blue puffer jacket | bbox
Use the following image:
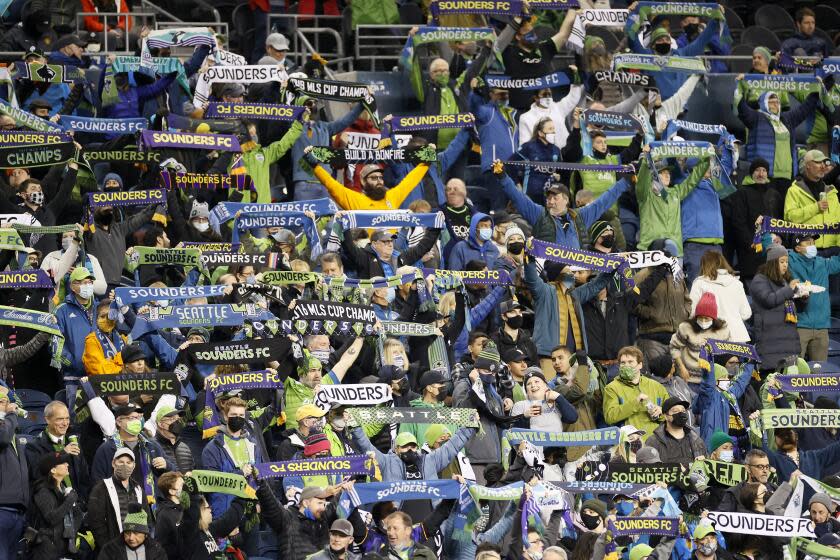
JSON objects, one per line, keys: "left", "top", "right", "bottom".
{"left": 509, "top": 138, "right": 562, "bottom": 198}
{"left": 680, "top": 138, "right": 735, "bottom": 241}
{"left": 201, "top": 428, "right": 267, "bottom": 517}
{"left": 55, "top": 293, "right": 95, "bottom": 377}
{"left": 102, "top": 72, "right": 177, "bottom": 119}
{"left": 389, "top": 128, "right": 471, "bottom": 206}
{"left": 693, "top": 363, "right": 753, "bottom": 449}
{"left": 737, "top": 91, "right": 818, "bottom": 179}
{"left": 781, "top": 33, "right": 830, "bottom": 57}
{"left": 448, "top": 212, "right": 501, "bottom": 271}
{"left": 676, "top": 24, "right": 731, "bottom": 73}
{"left": 786, "top": 249, "right": 840, "bottom": 329}
{"left": 470, "top": 91, "right": 517, "bottom": 171}
{"left": 625, "top": 19, "right": 721, "bottom": 99}
{"left": 291, "top": 103, "right": 364, "bottom": 184}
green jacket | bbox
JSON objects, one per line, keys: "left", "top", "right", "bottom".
{"left": 783, "top": 178, "right": 840, "bottom": 249}
{"left": 636, "top": 157, "right": 710, "bottom": 255}
{"left": 602, "top": 375, "right": 669, "bottom": 440}
{"left": 351, "top": 0, "right": 398, "bottom": 27}
{"left": 233, "top": 120, "right": 303, "bottom": 203}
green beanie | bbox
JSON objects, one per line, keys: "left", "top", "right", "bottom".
{"left": 474, "top": 342, "right": 502, "bottom": 373}
{"left": 123, "top": 503, "right": 149, "bottom": 534}
{"left": 584, "top": 36, "right": 605, "bottom": 51}
{"left": 753, "top": 46, "right": 772, "bottom": 65}
{"left": 713, "top": 363, "right": 728, "bottom": 380}
{"left": 650, "top": 27, "right": 671, "bottom": 43}
{"left": 424, "top": 424, "right": 451, "bottom": 447}
{"left": 709, "top": 430, "right": 731, "bottom": 452}
{"left": 630, "top": 544, "right": 654, "bottom": 560}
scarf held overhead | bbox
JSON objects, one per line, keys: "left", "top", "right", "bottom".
{"left": 527, "top": 238, "right": 635, "bottom": 289}
{"left": 187, "top": 338, "right": 288, "bottom": 365}
{"left": 255, "top": 455, "right": 375, "bottom": 479}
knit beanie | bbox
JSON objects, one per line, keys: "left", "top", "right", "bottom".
{"left": 504, "top": 226, "right": 525, "bottom": 244}
{"left": 694, "top": 292, "right": 718, "bottom": 320}
{"left": 810, "top": 493, "right": 835, "bottom": 513}
{"left": 753, "top": 46, "right": 772, "bottom": 65}
{"left": 189, "top": 201, "right": 210, "bottom": 220}
{"left": 581, "top": 498, "right": 607, "bottom": 519}
{"left": 650, "top": 27, "right": 671, "bottom": 43}
{"left": 709, "top": 430, "right": 732, "bottom": 452}
{"left": 589, "top": 220, "right": 612, "bottom": 242}
{"left": 303, "top": 432, "right": 331, "bottom": 457}
{"left": 123, "top": 503, "right": 150, "bottom": 534}
{"left": 474, "top": 342, "right": 502, "bottom": 373}
{"left": 424, "top": 424, "right": 451, "bottom": 447}
{"left": 630, "top": 543, "right": 654, "bottom": 560}
{"left": 749, "top": 158, "right": 770, "bottom": 176}
{"left": 765, "top": 244, "right": 788, "bottom": 262}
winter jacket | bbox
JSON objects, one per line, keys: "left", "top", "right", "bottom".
{"left": 636, "top": 157, "right": 710, "bottom": 255}
{"left": 82, "top": 329, "right": 127, "bottom": 375}
{"left": 518, "top": 85, "right": 584, "bottom": 150}
{"left": 341, "top": 226, "right": 441, "bottom": 279}
{"left": 470, "top": 91, "right": 518, "bottom": 171}
{"left": 786, "top": 249, "right": 840, "bottom": 329}
{"left": 257, "top": 481, "right": 363, "bottom": 560}
{"left": 670, "top": 321, "right": 731, "bottom": 383}
{"left": 0, "top": 414, "right": 28, "bottom": 509}
{"left": 783, "top": 178, "right": 840, "bottom": 249}
{"left": 749, "top": 273, "right": 800, "bottom": 369}
{"left": 154, "top": 498, "right": 182, "bottom": 560}
{"left": 292, "top": 105, "right": 364, "bottom": 184}
{"left": 234, "top": 120, "right": 303, "bottom": 203}
{"left": 762, "top": 432, "right": 840, "bottom": 482}
{"left": 602, "top": 376, "right": 669, "bottom": 439}
{"left": 556, "top": 361, "right": 600, "bottom": 460}
{"left": 727, "top": 177, "right": 783, "bottom": 279}
{"left": 28, "top": 482, "right": 82, "bottom": 560}
{"left": 374, "top": 541, "right": 437, "bottom": 560}
{"left": 449, "top": 212, "right": 502, "bottom": 271}
{"left": 91, "top": 436, "right": 173, "bottom": 503}
{"left": 689, "top": 270, "right": 752, "bottom": 342}
{"left": 693, "top": 363, "right": 753, "bottom": 449}
{"left": 84, "top": 203, "right": 160, "bottom": 285}
{"left": 738, "top": 92, "right": 818, "bottom": 180}
{"left": 647, "top": 423, "right": 708, "bottom": 464}
{"left": 491, "top": 327, "right": 538, "bottom": 367}
{"left": 452, "top": 376, "right": 508, "bottom": 464}
{"left": 97, "top": 535, "right": 167, "bottom": 560}
{"left": 680, "top": 139, "right": 735, "bottom": 243}
{"left": 625, "top": 18, "right": 721, "bottom": 99}
{"left": 634, "top": 267, "right": 691, "bottom": 336}
{"left": 176, "top": 490, "right": 247, "bottom": 560}
{"left": 500, "top": 172, "right": 629, "bottom": 250}
{"left": 24, "top": 430, "right": 91, "bottom": 503}
{"left": 55, "top": 293, "right": 96, "bottom": 378}
{"left": 308, "top": 547, "right": 363, "bottom": 560}
{"left": 509, "top": 138, "right": 563, "bottom": 198}
{"left": 80, "top": 0, "right": 131, "bottom": 31}
{"left": 155, "top": 432, "right": 194, "bottom": 473}
{"left": 86, "top": 477, "right": 147, "bottom": 549}
{"left": 781, "top": 33, "right": 830, "bottom": 58}
{"left": 350, "top": 426, "right": 474, "bottom": 482}
{"left": 0, "top": 330, "right": 49, "bottom": 385}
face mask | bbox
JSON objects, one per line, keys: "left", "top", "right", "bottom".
{"left": 395, "top": 377, "right": 409, "bottom": 394}
{"left": 478, "top": 228, "right": 492, "bottom": 241}
{"left": 537, "top": 97, "right": 550, "bottom": 108}
{"left": 496, "top": 98, "right": 510, "bottom": 108}
{"left": 684, "top": 23, "right": 700, "bottom": 38}
{"left": 304, "top": 507, "right": 317, "bottom": 520}
{"left": 815, "top": 521, "right": 834, "bottom": 538}
{"left": 581, "top": 512, "right": 602, "bottom": 530}
{"left": 545, "top": 133, "right": 556, "bottom": 145}
{"left": 97, "top": 211, "right": 114, "bottom": 225}
{"left": 61, "top": 237, "right": 73, "bottom": 251}
{"left": 434, "top": 386, "right": 448, "bottom": 402}
{"left": 719, "top": 449, "right": 734, "bottom": 463}
{"left": 385, "top": 287, "right": 396, "bottom": 304}
{"left": 392, "top": 355, "right": 405, "bottom": 368}
{"left": 561, "top": 276, "right": 575, "bottom": 290}
{"left": 697, "top": 541, "right": 717, "bottom": 556}
{"left": 529, "top": 551, "right": 543, "bottom": 560}
{"left": 508, "top": 242, "right": 524, "bottom": 255}
{"left": 331, "top": 417, "right": 347, "bottom": 430}
{"left": 521, "top": 31, "right": 538, "bottom": 46}
{"left": 311, "top": 349, "right": 330, "bottom": 364}
{"left": 227, "top": 416, "right": 246, "bottom": 432}
{"left": 653, "top": 43, "right": 671, "bottom": 55}
{"left": 28, "top": 191, "right": 44, "bottom": 205}
{"left": 434, "top": 72, "right": 450, "bottom": 86}
{"left": 600, "top": 235, "right": 615, "bottom": 249}
{"left": 629, "top": 439, "right": 643, "bottom": 454}
{"left": 124, "top": 419, "right": 143, "bottom": 436}
{"left": 697, "top": 318, "right": 713, "bottom": 330}
{"left": 717, "top": 379, "right": 731, "bottom": 391}
{"left": 113, "top": 463, "right": 133, "bottom": 481}
{"left": 615, "top": 501, "right": 634, "bottom": 516}
{"left": 591, "top": 45, "right": 608, "bottom": 57}
{"left": 505, "top": 315, "right": 524, "bottom": 329}
{"left": 618, "top": 365, "right": 637, "bottom": 383}
{"left": 167, "top": 421, "right": 184, "bottom": 436}
{"left": 193, "top": 221, "right": 210, "bottom": 233}
{"left": 78, "top": 283, "right": 94, "bottom": 300}
{"left": 670, "top": 411, "right": 689, "bottom": 428}
{"left": 805, "top": 245, "right": 818, "bottom": 258}
{"left": 400, "top": 450, "right": 420, "bottom": 464}
{"left": 725, "top": 363, "right": 739, "bottom": 376}
{"left": 480, "top": 373, "right": 495, "bottom": 385}
{"left": 97, "top": 317, "right": 116, "bottom": 333}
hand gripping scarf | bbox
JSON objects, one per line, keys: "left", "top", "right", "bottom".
{"left": 527, "top": 238, "right": 635, "bottom": 289}
{"left": 287, "top": 77, "right": 380, "bottom": 127}
{"left": 697, "top": 339, "right": 760, "bottom": 372}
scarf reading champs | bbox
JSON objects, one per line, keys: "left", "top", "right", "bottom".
{"left": 287, "top": 299, "right": 378, "bottom": 336}
{"left": 189, "top": 470, "right": 257, "bottom": 499}
{"left": 612, "top": 53, "right": 708, "bottom": 73}
{"left": 594, "top": 70, "right": 655, "bottom": 90}
{"left": 310, "top": 145, "right": 437, "bottom": 166}
{"left": 0, "top": 142, "right": 75, "bottom": 169}
{"left": 205, "top": 102, "right": 304, "bottom": 121}
{"left": 113, "top": 285, "right": 227, "bottom": 306}
{"left": 59, "top": 115, "right": 147, "bottom": 135}
{"left": 0, "top": 270, "right": 53, "bottom": 289}
{"left": 130, "top": 304, "right": 276, "bottom": 338}
{"left": 160, "top": 171, "right": 255, "bottom": 191}
{"left": 347, "top": 407, "right": 480, "bottom": 427}
{"left": 340, "top": 210, "right": 445, "bottom": 229}
{"left": 485, "top": 71, "right": 570, "bottom": 90}
{"left": 187, "top": 338, "right": 288, "bottom": 365}
{"left": 760, "top": 408, "right": 840, "bottom": 430}
{"left": 255, "top": 455, "right": 375, "bottom": 479}
{"left": 140, "top": 130, "right": 242, "bottom": 152}
{"left": 752, "top": 216, "right": 840, "bottom": 250}
{"left": 391, "top": 112, "right": 475, "bottom": 132}
{"left": 90, "top": 372, "right": 180, "bottom": 396}
{"left": 527, "top": 238, "right": 635, "bottom": 289}
{"left": 697, "top": 339, "right": 760, "bottom": 372}
{"left": 287, "top": 77, "right": 379, "bottom": 126}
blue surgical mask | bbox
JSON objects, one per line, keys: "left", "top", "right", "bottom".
{"left": 479, "top": 228, "right": 492, "bottom": 241}
{"left": 385, "top": 287, "right": 396, "bottom": 304}
{"left": 615, "top": 501, "right": 634, "bottom": 516}
{"left": 522, "top": 31, "right": 538, "bottom": 44}
{"left": 719, "top": 449, "right": 734, "bottom": 463}
{"left": 805, "top": 245, "right": 818, "bottom": 259}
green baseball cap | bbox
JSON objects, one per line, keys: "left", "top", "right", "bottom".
{"left": 395, "top": 432, "right": 418, "bottom": 447}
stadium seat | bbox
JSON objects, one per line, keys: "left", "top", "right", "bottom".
{"left": 754, "top": 5, "right": 797, "bottom": 40}
{"left": 587, "top": 27, "right": 621, "bottom": 52}
{"left": 739, "top": 26, "right": 782, "bottom": 51}
{"left": 810, "top": 27, "right": 835, "bottom": 51}
{"left": 15, "top": 388, "right": 52, "bottom": 411}
{"left": 231, "top": 2, "right": 256, "bottom": 62}
{"left": 724, "top": 6, "right": 745, "bottom": 42}
{"left": 815, "top": 4, "right": 840, "bottom": 36}
{"left": 729, "top": 43, "right": 756, "bottom": 73}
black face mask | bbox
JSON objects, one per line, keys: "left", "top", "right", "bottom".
{"left": 600, "top": 235, "right": 615, "bottom": 249}
{"left": 683, "top": 23, "right": 700, "bottom": 39}
{"left": 581, "top": 512, "right": 602, "bottom": 530}
{"left": 400, "top": 450, "right": 420, "bottom": 464}
{"left": 505, "top": 315, "right": 524, "bottom": 330}
{"left": 629, "top": 439, "right": 643, "bottom": 453}
{"left": 330, "top": 547, "right": 346, "bottom": 555}
{"left": 96, "top": 211, "right": 114, "bottom": 225}
{"left": 670, "top": 411, "right": 689, "bottom": 428}
{"left": 653, "top": 43, "right": 671, "bottom": 55}
{"left": 434, "top": 387, "right": 447, "bottom": 402}
{"left": 507, "top": 242, "right": 525, "bottom": 255}
{"left": 227, "top": 416, "right": 246, "bottom": 432}
{"left": 168, "top": 421, "right": 183, "bottom": 436}
{"left": 395, "top": 378, "right": 409, "bottom": 394}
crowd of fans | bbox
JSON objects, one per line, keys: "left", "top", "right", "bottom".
{"left": 0, "top": 1, "right": 839, "bottom": 560}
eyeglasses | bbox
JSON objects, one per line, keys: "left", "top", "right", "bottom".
{"left": 749, "top": 463, "right": 771, "bottom": 471}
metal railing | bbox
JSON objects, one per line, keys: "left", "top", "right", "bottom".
{"left": 354, "top": 24, "right": 415, "bottom": 71}
{"left": 267, "top": 14, "right": 344, "bottom": 64}
{"left": 75, "top": 12, "right": 157, "bottom": 53}
{"left": 295, "top": 28, "right": 353, "bottom": 74}
{"left": 156, "top": 21, "right": 228, "bottom": 35}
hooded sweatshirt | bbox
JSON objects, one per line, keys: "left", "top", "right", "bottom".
{"left": 689, "top": 270, "right": 752, "bottom": 342}
{"left": 448, "top": 212, "right": 501, "bottom": 271}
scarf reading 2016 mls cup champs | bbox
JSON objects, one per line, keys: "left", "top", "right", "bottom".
{"left": 287, "top": 77, "right": 380, "bottom": 127}
{"left": 285, "top": 300, "right": 378, "bottom": 336}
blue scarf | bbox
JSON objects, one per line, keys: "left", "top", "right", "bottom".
{"left": 340, "top": 210, "right": 445, "bottom": 229}
{"left": 59, "top": 115, "right": 147, "bottom": 135}
{"left": 130, "top": 304, "right": 276, "bottom": 338}
{"left": 231, "top": 211, "right": 321, "bottom": 259}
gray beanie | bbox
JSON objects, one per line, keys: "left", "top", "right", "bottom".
{"left": 504, "top": 226, "right": 525, "bottom": 244}
{"left": 809, "top": 493, "right": 835, "bottom": 513}
{"left": 189, "top": 201, "right": 210, "bottom": 220}
{"left": 635, "top": 446, "right": 661, "bottom": 464}
{"left": 765, "top": 244, "right": 788, "bottom": 262}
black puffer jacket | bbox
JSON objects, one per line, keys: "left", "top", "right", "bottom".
{"left": 97, "top": 534, "right": 168, "bottom": 560}
{"left": 28, "top": 480, "right": 82, "bottom": 560}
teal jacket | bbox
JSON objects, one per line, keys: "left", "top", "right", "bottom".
{"left": 787, "top": 250, "right": 840, "bottom": 329}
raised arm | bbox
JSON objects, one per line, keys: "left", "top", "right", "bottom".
{"left": 329, "top": 336, "right": 364, "bottom": 382}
